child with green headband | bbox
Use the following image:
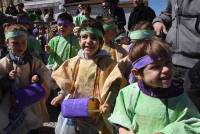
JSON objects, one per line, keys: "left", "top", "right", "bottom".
{"left": 45, "top": 12, "right": 80, "bottom": 70}
{"left": 0, "top": 23, "right": 50, "bottom": 134}
{"left": 51, "top": 18, "right": 117, "bottom": 134}
{"left": 109, "top": 38, "right": 200, "bottom": 134}
{"left": 98, "top": 17, "right": 127, "bottom": 62}
{"left": 73, "top": 5, "right": 92, "bottom": 27}
{"left": 103, "top": 21, "right": 156, "bottom": 103}
{"left": 115, "top": 32, "right": 130, "bottom": 52}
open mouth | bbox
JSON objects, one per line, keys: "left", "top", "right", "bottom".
{"left": 160, "top": 75, "right": 172, "bottom": 81}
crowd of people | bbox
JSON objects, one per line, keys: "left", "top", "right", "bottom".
{"left": 1, "top": 0, "right": 200, "bottom": 134}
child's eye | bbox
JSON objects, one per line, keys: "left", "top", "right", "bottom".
{"left": 90, "top": 34, "right": 98, "bottom": 40}
{"left": 81, "top": 35, "right": 88, "bottom": 39}
{"left": 151, "top": 65, "right": 161, "bottom": 69}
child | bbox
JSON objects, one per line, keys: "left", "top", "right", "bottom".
{"left": 109, "top": 38, "right": 200, "bottom": 134}
{"left": 17, "top": 13, "right": 44, "bottom": 60}
{"left": 115, "top": 32, "right": 130, "bottom": 52}
{"left": 99, "top": 17, "right": 127, "bottom": 62}
{"left": 51, "top": 18, "right": 117, "bottom": 134}
{"left": 45, "top": 12, "right": 80, "bottom": 70}
{"left": 103, "top": 21, "right": 155, "bottom": 96}
{"left": 73, "top": 5, "right": 92, "bottom": 27}
{"left": 0, "top": 23, "right": 50, "bottom": 134}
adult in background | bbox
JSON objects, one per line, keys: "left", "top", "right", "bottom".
{"left": 75, "top": 4, "right": 85, "bottom": 15}
{"left": 153, "top": 0, "right": 200, "bottom": 110}
{"left": 128, "top": 0, "right": 155, "bottom": 31}
{"left": 101, "top": 0, "right": 126, "bottom": 33}
{"left": 5, "top": 3, "right": 18, "bottom": 16}
{"left": 16, "top": 3, "right": 27, "bottom": 15}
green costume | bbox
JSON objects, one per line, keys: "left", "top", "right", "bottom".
{"left": 109, "top": 83, "right": 200, "bottom": 134}
{"left": 28, "top": 35, "right": 43, "bottom": 60}
{"left": 47, "top": 35, "right": 80, "bottom": 69}
{"left": 73, "top": 15, "right": 88, "bottom": 27}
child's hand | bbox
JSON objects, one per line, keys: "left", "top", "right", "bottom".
{"left": 51, "top": 94, "right": 65, "bottom": 107}
{"left": 31, "top": 74, "right": 40, "bottom": 83}
{"left": 99, "top": 103, "right": 111, "bottom": 114}
{"left": 45, "top": 45, "right": 51, "bottom": 53}
{"left": 9, "top": 69, "right": 17, "bottom": 80}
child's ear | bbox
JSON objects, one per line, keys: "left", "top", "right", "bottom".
{"left": 131, "top": 68, "right": 142, "bottom": 80}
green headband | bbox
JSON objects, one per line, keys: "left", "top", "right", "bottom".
{"left": 5, "top": 30, "right": 27, "bottom": 40}
{"left": 80, "top": 27, "right": 103, "bottom": 38}
{"left": 129, "top": 30, "right": 154, "bottom": 40}
{"left": 115, "top": 32, "right": 128, "bottom": 42}
{"left": 103, "top": 22, "right": 116, "bottom": 31}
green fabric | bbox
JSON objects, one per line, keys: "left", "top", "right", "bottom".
{"left": 109, "top": 83, "right": 200, "bottom": 134}
{"left": 27, "top": 35, "right": 42, "bottom": 59}
{"left": 73, "top": 15, "right": 87, "bottom": 27}
{"left": 5, "top": 31, "right": 27, "bottom": 40}
{"left": 80, "top": 27, "right": 103, "bottom": 38}
{"left": 47, "top": 35, "right": 80, "bottom": 69}
{"left": 103, "top": 22, "right": 116, "bottom": 31}
{"left": 129, "top": 30, "right": 154, "bottom": 40}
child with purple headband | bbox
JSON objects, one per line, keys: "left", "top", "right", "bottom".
{"left": 109, "top": 38, "right": 200, "bottom": 134}
{"left": 45, "top": 12, "right": 80, "bottom": 70}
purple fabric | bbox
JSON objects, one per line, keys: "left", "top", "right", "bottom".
{"left": 17, "top": 15, "right": 31, "bottom": 24}
{"left": 132, "top": 55, "right": 154, "bottom": 70}
{"left": 57, "top": 19, "right": 72, "bottom": 27}
{"left": 137, "top": 80, "right": 184, "bottom": 98}
{"left": 14, "top": 83, "right": 45, "bottom": 110}
{"left": 129, "top": 73, "right": 136, "bottom": 84}
{"left": 129, "top": 55, "right": 153, "bottom": 83}
{"left": 61, "top": 98, "right": 89, "bottom": 118}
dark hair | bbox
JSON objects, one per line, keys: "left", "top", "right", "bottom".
{"left": 130, "top": 21, "right": 153, "bottom": 31}
{"left": 129, "top": 38, "right": 171, "bottom": 65}
{"left": 17, "top": 3, "right": 24, "bottom": 8}
{"left": 83, "top": 5, "right": 91, "bottom": 13}
{"left": 106, "top": 0, "right": 119, "bottom": 5}
{"left": 57, "top": 12, "right": 73, "bottom": 23}
{"left": 80, "top": 18, "right": 105, "bottom": 43}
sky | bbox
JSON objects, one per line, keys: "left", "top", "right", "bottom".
{"left": 149, "top": 0, "right": 167, "bottom": 15}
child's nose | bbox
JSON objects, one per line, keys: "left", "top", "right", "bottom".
{"left": 86, "top": 37, "right": 92, "bottom": 42}
{"left": 162, "top": 66, "right": 171, "bottom": 74}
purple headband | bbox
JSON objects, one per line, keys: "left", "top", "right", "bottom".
{"left": 57, "top": 19, "right": 72, "bottom": 27}
{"left": 132, "top": 55, "right": 154, "bottom": 69}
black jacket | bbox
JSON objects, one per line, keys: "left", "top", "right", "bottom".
{"left": 128, "top": 4, "right": 156, "bottom": 30}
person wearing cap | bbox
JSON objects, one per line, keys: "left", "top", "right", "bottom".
{"left": 45, "top": 12, "right": 80, "bottom": 70}
{"left": 0, "top": 23, "right": 50, "bottom": 134}
{"left": 98, "top": 17, "right": 127, "bottom": 62}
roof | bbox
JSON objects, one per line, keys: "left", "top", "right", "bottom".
{"left": 24, "top": 0, "right": 61, "bottom": 9}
